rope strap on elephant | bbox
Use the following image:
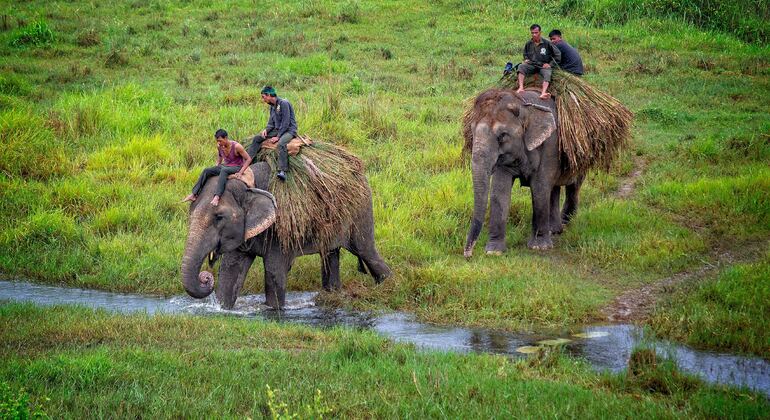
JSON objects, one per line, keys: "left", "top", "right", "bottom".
{"left": 463, "top": 69, "right": 633, "bottom": 177}
{"left": 253, "top": 140, "right": 369, "bottom": 254}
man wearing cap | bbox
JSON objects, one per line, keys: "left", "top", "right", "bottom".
{"left": 516, "top": 24, "right": 561, "bottom": 100}
{"left": 248, "top": 86, "right": 298, "bottom": 181}
{"left": 548, "top": 29, "right": 584, "bottom": 76}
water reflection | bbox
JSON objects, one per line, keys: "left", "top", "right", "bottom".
{"left": 1, "top": 280, "right": 768, "bottom": 397}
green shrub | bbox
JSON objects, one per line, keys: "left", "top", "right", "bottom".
{"left": 0, "top": 381, "right": 47, "bottom": 419}
{"left": 9, "top": 20, "right": 55, "bottom": 48}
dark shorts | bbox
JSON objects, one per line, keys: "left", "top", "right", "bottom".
{"left": 518, "top": 62, "right": 552, "bottom": 83}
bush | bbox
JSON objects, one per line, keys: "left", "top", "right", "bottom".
{"left": 9, "top": 20, "right": 55, "bottom": 48}
{"left": 0, "top": 382, "right": 47, "bottom": 419}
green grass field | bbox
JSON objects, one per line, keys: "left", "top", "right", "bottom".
{"left": 2, "top": 303, "right": 768, "bottom": 418}
{"left": 1, "top": 0, "right": 769, "bottom": 415}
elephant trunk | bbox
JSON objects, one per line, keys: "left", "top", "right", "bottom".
{"left": 181, "top": 215, "right": 217, "bottom": 299}
{"left": 464, "top": 123, "right": 497, "bottom": 258}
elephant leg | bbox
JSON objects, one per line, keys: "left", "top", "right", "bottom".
{"left": 321, "top": 248, "right": 341, "bottom": 291}
{"left": 549, "top": 186, "right": 564, "bottom": 235}
{"left": 215, "top": 251, "right": 256, "bottom": 310}
{"left": 562, "top": 174, "right": 585, "bottom": 225}
{"left": 528, "top": 179, "right": 553, "bottom": 250}
{"left": 485, "top": 167, "right": 514, "bottom": 255}
{"left": 347, "top": 196, "right": 392, "bottom": 284}
{"left": 263, "top": 251, "right": 291, "bottom": 309}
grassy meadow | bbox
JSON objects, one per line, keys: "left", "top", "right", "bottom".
{"left": 1, "top": 0, "right": 769, "bottom": 415}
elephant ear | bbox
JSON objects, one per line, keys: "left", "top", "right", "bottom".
{"left": 244, "top": 188, "right": 277, "bottom": 241}
{"left": 523, "top": 104, "right": 557, "bottom": 151}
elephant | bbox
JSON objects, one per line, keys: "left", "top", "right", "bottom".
{"left": 181, "top": 161, "right": 392, "bottom": 309}
{"left": 463, "top": 88, "right": 585, "bottom": 256}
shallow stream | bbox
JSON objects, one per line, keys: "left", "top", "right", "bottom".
{"left": 1, "top": 280, "right": 768, "bottom": 397}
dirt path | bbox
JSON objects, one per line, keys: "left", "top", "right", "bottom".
{"left": 601, "top": 242, "right": 767, "bottom": 323}
{"left": 615, "top": 157, "right": 646, "bottom": 199}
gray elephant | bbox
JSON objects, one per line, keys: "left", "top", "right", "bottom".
{"left": 464, "top": 89, "right": 585, "bottom": 255}
{"left": 181, "top": 161, "right": 391, "bottom": 309}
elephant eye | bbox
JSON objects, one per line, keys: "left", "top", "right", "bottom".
{"left": 214, "top": 213, "right": 225, "bottom": 221}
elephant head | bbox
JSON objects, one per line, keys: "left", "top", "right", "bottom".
{"left": 464, "top": 89, "right": 557, "bottom": 257}
{"left": 180, "top": 175, "right": 277, "bottom": 299}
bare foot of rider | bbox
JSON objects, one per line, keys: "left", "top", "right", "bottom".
{"left": 182, "top": 194, "right": 197, "bottom": 202}
{"left": 210, "top": 195, "right": 220, "bottom": 206}
{"left": 539, "top": 92, "right": 551, "bottom": 100}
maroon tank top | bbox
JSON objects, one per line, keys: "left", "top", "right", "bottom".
{"left": 219, "top": 140, "right": 244, "bottom": 167}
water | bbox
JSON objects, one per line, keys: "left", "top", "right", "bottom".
{"left": 1, "top": 280, "right": 768, "bottom": 397}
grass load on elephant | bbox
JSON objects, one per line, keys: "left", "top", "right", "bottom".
{"left": 253, "top": 139, "right": 370, "bottom": 254}
{"left": 463, "top": 69, "right": 634, "bottom": 177}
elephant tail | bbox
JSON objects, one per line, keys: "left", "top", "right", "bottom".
{"left": 357, "top": 257, "right": 369, "bottom": 275}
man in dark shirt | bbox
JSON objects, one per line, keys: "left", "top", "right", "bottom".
{"left": 248, "top": 86, "right": 298, "bottom": 181}
{"left": 548, "top": 29, "right": 584, "bottom": 76}
{"left": 516, "top": 24, "right": 561, "bottom": 100}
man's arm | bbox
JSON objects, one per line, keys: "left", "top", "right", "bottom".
{"left": 277, "top": 101, "right": 292, "bottom": 138}
{"left": 234, "top": 144, "right": 252, "bottom": 176}
{"left": 265, "top": 108, "right": 276, "bottom": 133}
{"left": 550, "top": 42, "right": 562, "bottom": 66}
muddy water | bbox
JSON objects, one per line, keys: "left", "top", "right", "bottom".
{"left": 1, "top": 280, "right": 768, "bottom": 397}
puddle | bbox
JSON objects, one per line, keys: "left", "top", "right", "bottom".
{"left": 1, "top": 280, "right": 768, "bottom": 397}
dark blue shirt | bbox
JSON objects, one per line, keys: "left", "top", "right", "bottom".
{"left": 265, "top": 97, "right": 298, "bottom": 138}
{"left": 554, "top": 41, "right": 584, "bottom": 76}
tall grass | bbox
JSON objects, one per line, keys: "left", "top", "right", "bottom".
{"left": 0, "top": 0, "right": 767, "bottom": 337}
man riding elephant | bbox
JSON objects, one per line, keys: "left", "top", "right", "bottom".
{"left": 548, "top": 29, "right": 584, "bottom": 76}
{"left": 248, "top": 86, "right": 298, "bottom": 181}
{"left": 516, "top": 24, "right": 561, "bottom": 100}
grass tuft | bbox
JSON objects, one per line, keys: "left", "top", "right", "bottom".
{"left": 9, "top": 21, "right": 54, "bottom": 48}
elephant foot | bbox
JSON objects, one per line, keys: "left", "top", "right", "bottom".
{"left": 463, "top": 240, "right": 478, "bottom": 258}
{"left": 484, "top": 240, "right": 507, "bottom": 256}
{"left": 527, "top": 235, "right": 553, "bottom": 250}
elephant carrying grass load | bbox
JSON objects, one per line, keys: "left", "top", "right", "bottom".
{"left": 462, "top": 70, "right": 633, "bottom": 255}
{"left": 181, "top": 141, "right": 391, "bottom": 309}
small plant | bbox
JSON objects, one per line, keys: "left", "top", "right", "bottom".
{"left": 335, "top": 1, "right": 361, "bottom": 23}
{"left": 0, "top": 382, "right": 48, "bottom": 419}
{"left": 104, "top": 49, "right": 128, "bottom": 67}
{"left": 265, "top": 385, "right": 332, "bottom": 419}
{"left": 76, "top": 28, "right": 100, "bottom": 47}
{"left": 380, "top": 47, "right": 392, "bottom": 60}
{"left": 9, "top": 20, "right": 55, "bottom": 48}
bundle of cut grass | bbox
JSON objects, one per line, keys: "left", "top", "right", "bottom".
{"left": 463, "top": 69, "right": 633, "bottom": 177}
{"left": 255, "top": 139, "right": 369, "bottom": 255}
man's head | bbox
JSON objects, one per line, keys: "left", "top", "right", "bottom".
{"left": 260, "top": 86, "right": 277, "bottom": 105}
{"left": 215, "top": 128, "right": 228, "bottom": 146}
{"left": 548, "top": 29, "right": 562, "bottom": 43}
{"left": 529, "top": 24, "right": 542, "bottom": 42}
